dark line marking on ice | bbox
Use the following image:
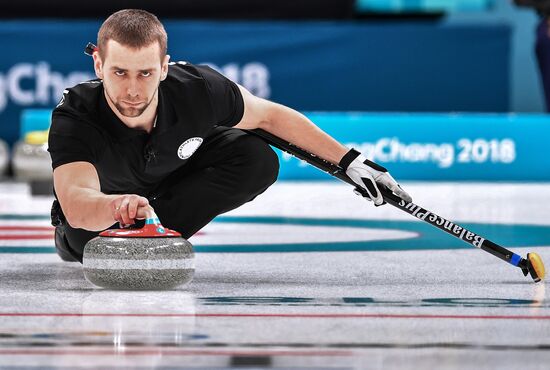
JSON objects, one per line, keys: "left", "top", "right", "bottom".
{"left": 1, "top": 313, "right": 550, "bottom": 319}
{"left": 230, "top": 355, "right": 272, "bottom": 367}
{"left": 0, "top": 342, "right": 549, "bottom": 352}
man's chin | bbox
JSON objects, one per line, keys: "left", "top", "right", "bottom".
{"left": 116, "top": 106, "right": 146, "bottom": 118}
{"left": 122, "top": 111, "right": 143, "bottom": 118}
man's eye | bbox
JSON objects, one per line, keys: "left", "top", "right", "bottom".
{"left": 115, "top": 71, "right": 125, "bottom": 76}
{"left": 141, "top": 72, "right": 151, "bottom": 77}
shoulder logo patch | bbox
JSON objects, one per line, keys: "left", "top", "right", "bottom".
{"left": 177, "top": 137, "right": 203, "bottom": 160}
{"left": 56, "top": 89, "right": 69, "bottom": 108}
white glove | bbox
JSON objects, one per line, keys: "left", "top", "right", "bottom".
{"left": 339, "top": 148, "right": 412, "bottom": 206}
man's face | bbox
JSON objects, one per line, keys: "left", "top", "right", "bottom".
{"left": 94, "top": 40, "right": 169, "bottom": 118}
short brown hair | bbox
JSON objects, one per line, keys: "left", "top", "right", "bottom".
{"left": 97, "top": 9, "right": 167, "bottom": 59}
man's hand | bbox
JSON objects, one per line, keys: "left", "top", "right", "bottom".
{"left": 109, "top": 194, "right": 152, "bottom": 227}
{"left": 339, "top": 148, "right": 412, "bottom": 206}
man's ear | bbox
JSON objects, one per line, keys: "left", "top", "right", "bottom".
{"left": 160, "top": 54, "right": 170, "bottom": 81}
{"left": 93, "top": 52, "right": 104, "bottom": 80}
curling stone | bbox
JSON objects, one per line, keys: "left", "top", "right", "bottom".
{"left": 83, "top": 212, "right": 195, "bottom": 290}
{"left": 12, "top": 130, "right": 52, "bottom": 181}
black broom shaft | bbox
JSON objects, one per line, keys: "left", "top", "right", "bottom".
{"left": 250, "top": 129, "right": 521, "bottom": 267}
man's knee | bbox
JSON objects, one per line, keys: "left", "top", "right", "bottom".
{"left": 233, "top": 133, "right": 279, "bottom": 194}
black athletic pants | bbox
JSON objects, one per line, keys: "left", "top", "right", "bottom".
{"left": 52, "top": 127, "right": 279, "bottom": 263}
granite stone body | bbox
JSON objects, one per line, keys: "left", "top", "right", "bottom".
{"left": 0, "top": 139, "right": 8, "bottom": 175}
{"left": 12, "top": 141, "right": 52, "bottom": 181}
{"left": 83, "top": 236, "right": 195, "bottom": 290}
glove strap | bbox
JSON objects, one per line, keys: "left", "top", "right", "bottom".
{"left": 339, "top": 148, "right": 388, "bottom": 173}
{"left": 363, "top": 157, "right": 388, "bottom": 173}
{"left": 339, "top": 148, "right": 361, "bottom": 170}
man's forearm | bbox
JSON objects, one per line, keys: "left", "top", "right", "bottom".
{"left": 63, "top": 188, "right": 118, "bottom": 231}
{"left": 260, "top": 104, "right": 349, "bottom": 165}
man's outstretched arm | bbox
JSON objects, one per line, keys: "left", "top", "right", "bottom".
{"left": 234, "top": 85, "right": 348, "bottom": 165}
{"left": 234, "top": 85, "right": 411, "bottom": 205}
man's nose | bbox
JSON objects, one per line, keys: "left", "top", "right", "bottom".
{"left": 126, "top": 78, "right": 140, "bottom": 97}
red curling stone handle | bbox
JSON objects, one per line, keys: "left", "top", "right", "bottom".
{"left": 99, "top": 214, "right": 181, "bottom": 238}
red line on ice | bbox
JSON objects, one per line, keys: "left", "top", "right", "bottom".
{"left": 0, "top": 234, "right": 52, "bottom": 240}
{"left": 0, "top": 226, "right": 53, "bottom": 240}
{"left": 0, "top": 226, "right": 53, "bottom": 230}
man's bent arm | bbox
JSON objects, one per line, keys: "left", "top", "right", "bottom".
{"left": 53, "top": 162, "right": 120, "bottom": 231}
{"left": 234, "top": 86, "right": 348, "bottom": 165}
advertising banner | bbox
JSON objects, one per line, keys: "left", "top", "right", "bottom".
{"left": 280, "top": 113, "right": 550, "bottom": 181}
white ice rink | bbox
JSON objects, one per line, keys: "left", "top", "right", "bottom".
{"left": 0, "top": 181, "right": 549, "bottom": 369}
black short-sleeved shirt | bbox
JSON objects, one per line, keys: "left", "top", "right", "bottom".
{"left": 48, "top": 62, "right": 245, "bottom": 196}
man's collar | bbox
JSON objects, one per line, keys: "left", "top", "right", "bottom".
{"left": 152, "top": 85, "right": 178, "bottom": 135}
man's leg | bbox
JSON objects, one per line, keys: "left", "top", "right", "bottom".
{"left": 149, "top": 127, "right": 279, "bottom": 238}
{"left": 51, "top": 199, "right": 99, "bottom": 263}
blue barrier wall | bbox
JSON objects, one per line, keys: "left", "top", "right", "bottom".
{"left": 0, "top": 20, "right": 510, "bottom": 145}
{"left": 448, "top": 2, "right": 545, "bottom": 112}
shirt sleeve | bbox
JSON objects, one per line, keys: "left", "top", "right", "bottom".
{"left": 48, "top": 114, "right": 103, "bottom": 170}
{"left": 197, "top": 65, "right": 245, "bottom": 127}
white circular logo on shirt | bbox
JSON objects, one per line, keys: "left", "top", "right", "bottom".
{"left": 177, "top": 137, "right": 203, "bottom": 160}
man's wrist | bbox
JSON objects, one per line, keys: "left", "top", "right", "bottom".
{"left": 339, "top": 148, "right": 361, "bottom": 170}
{"left": 339, "top": 148, "right": 388, "bottom": 173}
